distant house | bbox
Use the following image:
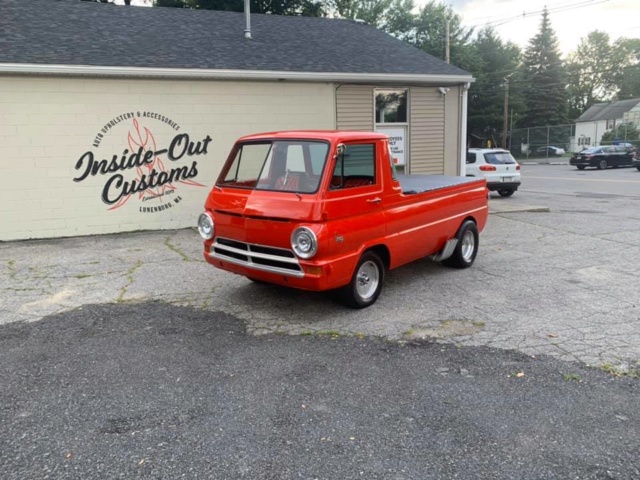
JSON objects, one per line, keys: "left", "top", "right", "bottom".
{"left": 572, "top": 98, "right": 640, "bottom": 152}
{"left": 0, "top": 0, "right": 473, "bottom": 241}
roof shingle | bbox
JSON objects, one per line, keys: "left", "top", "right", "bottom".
{"left": 0, "top": 0, "right": 470, "bottom": 77}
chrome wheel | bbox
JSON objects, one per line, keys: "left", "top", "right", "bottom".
{"left": 460, "top": 230, "right": 476, "bottom": 263}
{"left": 339, "top": 251, "right": 385, "bottom": 308}
{"left": 598, "top": 159, "right": 607, "bottom": 170}
{"left": 355, "top": 260, "right": 380, "bottom": 301}
{"left": 443, "top": 220, "right": 479, "bottom": 269}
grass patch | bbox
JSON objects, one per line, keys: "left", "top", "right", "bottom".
{"left": 563, "top": 373, "right": 582, "bottom": 382}
{"left": 601, "top": 363, "right": 639, "bottom": 379}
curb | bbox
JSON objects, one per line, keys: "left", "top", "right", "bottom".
{"left": 489, "top": 205, "right": 550, "bottom": 214}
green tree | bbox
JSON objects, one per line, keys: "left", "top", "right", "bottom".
{"left": 329, "top": 0, "right": 392, "bottom": 27}
{"left": 613, "top": 38, "right": 640, "bottom": 100}
{"left": 409, "top": 1, "right": 475, "bottom": 69}
{"left": 565, "top": 31, "right": 618, "bottom": 120}
{"left": 467, "top": 27, "right": 523, "bottom": 143}
{"left": 381, "top": 0, "right": 416, "bottom": 42}
{"left": 600, "top": 123, "right": 639, "bottom": 144}
{"left": 80, "top": 0, "right": 132, "bottom": 4}
{"left": 518, "top": 7, "right": 567, "bottom": 127}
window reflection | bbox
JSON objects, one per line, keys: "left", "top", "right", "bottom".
{"left": 375, "top": 90, "right": 407, "bottom": 123}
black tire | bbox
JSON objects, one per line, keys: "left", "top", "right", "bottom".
{"left": 597, "top": 159, "right": 607, "bottom": 170}
{"left": 246, "top": 277, "right": 265, "bottom": 284}
{"left": 443, "top": 221, "right": 479, "bottom": 269}
{"left": 497, "top": 189, "right": 515, "bottom": 197}
{"left": 577, "top": 165, "right": 586, "bottom": 170}
{"left": 339, "top": 251, "right": 385, "bottom": 309}
{"left": 636, "top": 166, "right": 640, "bottom": 172}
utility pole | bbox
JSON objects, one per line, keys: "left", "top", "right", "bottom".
{"left": 501, "top": 77, "right": 509, "bottom": 149}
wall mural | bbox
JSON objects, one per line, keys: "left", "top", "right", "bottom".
{"left": 73, "top": 112, "right": 211, "bottom": 212}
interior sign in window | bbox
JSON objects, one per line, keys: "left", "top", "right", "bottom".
{"left": 377, "top": 127, "right": 406, "bottom": 165}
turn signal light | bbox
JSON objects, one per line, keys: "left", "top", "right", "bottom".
{"left": 479, "top": 165, "right": 496, "bottom": 171}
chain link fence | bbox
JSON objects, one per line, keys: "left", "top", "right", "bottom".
{"left": 508, "top": 122, "right": 639, "bottom": 160}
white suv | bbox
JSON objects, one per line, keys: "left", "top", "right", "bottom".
{"left": 466, "top": 149, "right": 521, "bottom": 197}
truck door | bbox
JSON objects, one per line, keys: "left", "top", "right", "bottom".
{"left": 323, "top": 141, "right": 386, "bottom": 263}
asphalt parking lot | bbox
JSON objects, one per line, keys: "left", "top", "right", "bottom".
{"left": 2, "top": 164, "right": 640, "bottom": 478}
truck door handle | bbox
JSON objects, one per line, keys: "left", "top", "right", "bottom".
{"left": 367, "top": 197, "right": 382, "bottom": 204}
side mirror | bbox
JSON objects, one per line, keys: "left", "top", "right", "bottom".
{"left": 337, "top": 143, "right": 346, "bottom": 155}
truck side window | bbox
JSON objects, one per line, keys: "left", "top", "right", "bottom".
{"left": 332, "top": 143, "right": 375, "bottom": 189}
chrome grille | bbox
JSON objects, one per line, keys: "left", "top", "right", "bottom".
{"left": 210, "top": 237, "right": 304, "bottom": 277}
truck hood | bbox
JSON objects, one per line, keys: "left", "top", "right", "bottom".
{"left": 206, "top": 187, "right": 323, "bottom": 222}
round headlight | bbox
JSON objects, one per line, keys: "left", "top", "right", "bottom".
{"left": 291, "top": 227, "right": 318, "bottom": 259}
{"left": 197, "top": 212, "right": 214, "bottom": 240}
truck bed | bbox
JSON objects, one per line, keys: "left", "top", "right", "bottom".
{"left": 397, "top": 174, "right": 482, "bottom": 195}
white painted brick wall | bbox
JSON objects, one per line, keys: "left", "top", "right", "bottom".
{"left": 0, "top": 77, "right": 336, "bottom": 241}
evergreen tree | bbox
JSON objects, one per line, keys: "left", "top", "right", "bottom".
{"left": 518, "top": 7, "right": 567, "bottom": 127}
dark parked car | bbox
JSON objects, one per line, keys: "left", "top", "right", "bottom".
{"left": 536, "top": 145, "right": 565, "bottom": 156}
{"left": 569, "top": 146, "right": 634, "bottom": 170}
{"left": 633, "top": 150, "right": 640, "bottom": 171}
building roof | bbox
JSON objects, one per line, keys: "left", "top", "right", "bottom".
{"left": 576, "top": 98, "right": 640, "bottom": 123}
{"left": 0, "top": 0, "right": 471, "bottom": 83}
{"left": 238, "top": 130, "right": 388, "bottom": 142}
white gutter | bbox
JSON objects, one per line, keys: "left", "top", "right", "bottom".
{"left": 0, "top": 63, "right": 474, "bottom": 85}
{"left": 460, "top": 82, "right": 470, "bottom": 176}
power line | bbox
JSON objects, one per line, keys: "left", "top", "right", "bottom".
{"left": 466, "top": 0, "right": 610, "bottom": 29}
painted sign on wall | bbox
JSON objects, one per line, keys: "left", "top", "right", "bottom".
{"left": 376, "top": 126, "right": 406, "bottom": 166}
{"left": 73, "top": 112, "right": 210, "bottom": 212}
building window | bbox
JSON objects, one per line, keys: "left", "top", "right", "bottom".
{"left": 375, "top": 90, "right": 407, "bottom": 123}
{"left": 606, "top": 119, "right": 616, "bottom": 130}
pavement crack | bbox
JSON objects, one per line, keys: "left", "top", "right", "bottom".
{"left": 117, "top": 260, "right": 143, "bottom": 303}
{"left": 164, "top": 235, "right": 193, "bottom": 262}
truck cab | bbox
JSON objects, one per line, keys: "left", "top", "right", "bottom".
{"left": 199, "top": 131, "right": 488, "bottom": 308}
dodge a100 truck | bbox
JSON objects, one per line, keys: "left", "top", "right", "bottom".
{"left": 198, "top": 131, "right": 489, "bottom": 308}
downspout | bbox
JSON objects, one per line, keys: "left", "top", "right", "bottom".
{"left": 459, "top": 83, "right": 470, "bottom": 176}
{"left": 244, "top": 0, "right": 252, "bottom": 39}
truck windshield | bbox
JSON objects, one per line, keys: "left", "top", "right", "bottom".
{"left": 218, "top": 140, "right": 330, "bottom": 193}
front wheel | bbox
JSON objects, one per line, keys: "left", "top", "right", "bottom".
{"left": 597, "top": 159, "right": 607, "bottom": 170}
{"left": 497, "top": 189, "right": 515, "bottom": 197}
{"left": 339, "top": 251, "right": 385, "bottom": 309}
{"left": 443, "top": 221, "right": 479, "bottom": 269}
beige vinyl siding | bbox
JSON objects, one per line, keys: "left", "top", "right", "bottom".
{"left": 443, "top": 86, "right": 462, "bottom": 175}
{"left": 336, "top": 85, "right": 374, "bottom": 131}
{"left": 409, "top": 87, "right": 445, "bottom": 174}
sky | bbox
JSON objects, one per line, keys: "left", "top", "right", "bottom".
{"left": 120, "top": 0, "right": 638, "bottom": 57}
{"left": 446, "top": 0, "right": 640, "bottom": 56}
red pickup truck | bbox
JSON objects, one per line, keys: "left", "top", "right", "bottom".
{"left": 198, "top": 131, "right": 488, "bottom": 308}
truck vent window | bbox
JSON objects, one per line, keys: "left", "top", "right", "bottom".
{"left": 332, "top": 143, "right": 375, "bottom": 189}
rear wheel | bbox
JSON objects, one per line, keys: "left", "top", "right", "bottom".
{"left": 597, "top": 159, "right": 607, "bottom": 170}
{"left": 577, "top": 165, "right": 586, "bottom": 170}
{"left": 443, "top": 221, "right": 479, "bottom": 269}
{"left": 636, "top": 166, "right": 640, "bottom": 172}
{"left": 339, "top": 251, "right": 385, "bottom": 309}
{"left": 497, "top": 189, "right": 515, "bottom": 197}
